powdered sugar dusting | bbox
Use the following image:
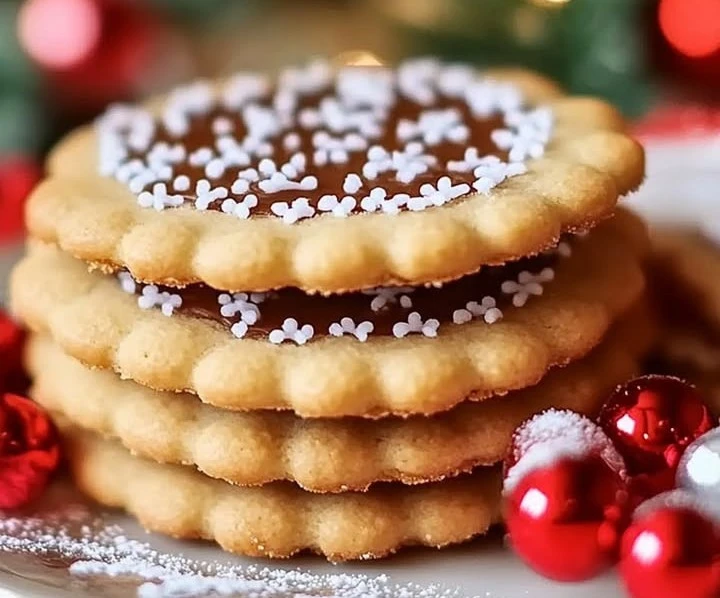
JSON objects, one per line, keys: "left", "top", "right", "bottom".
{"left": 0, "top": 502, "right": 474, "bottom": 598}
{"left": 503, "top": 409, "right": 627, "bottom": 494}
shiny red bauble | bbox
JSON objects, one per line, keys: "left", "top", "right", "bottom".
{"left": 599, "top": 376, "right": 716, "bottom": 498}
{"left": 620, "top": 492, "right": 720, "bottom": 598}
{"left": 505, "top": 453, "right": 631, "bottom": 581}
{"left": 0, "top": 394, "right": 60, "bottom": 509}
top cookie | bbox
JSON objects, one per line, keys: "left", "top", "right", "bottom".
{"left": 29, "top": 59, "right": 643, "bottom": 293}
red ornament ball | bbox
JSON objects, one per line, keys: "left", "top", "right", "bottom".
{"left": 0, "top": 155, "right": 42, "bottom": 242}
{"left": 599, "top": 375, "right": 716, "bottom": 498}
{"left": 0, "top": 394, "right": 60, "bottom": 509}
{"left": 504, "top": 410, "right": 631, "bottom": 582}
{"left": 620, "top": 490, "right": 720, "bottom": 598}
{"left": 18, "top": 0, "right": 162, "bottom": 107}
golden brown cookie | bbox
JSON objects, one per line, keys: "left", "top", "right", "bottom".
{"left": 28, "top": 60, "right": 643, "bottom": 294}
{"left": 11, "top": 210, "right": 647, "bottom": 417}
{"left": 27, "top": 303, "right": 654, "bottom": 492}
{"left": 63, "top": 427, "right": 502, "bottom": 561}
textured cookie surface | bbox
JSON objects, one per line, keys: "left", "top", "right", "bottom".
{"left": 28, "top": 61, "right": 643, "bottom": 293}
{"left": 27, "top": 305, "right": 653, "bottom": 492}
{"left": 63, "top": 428, "right": 502, "bottom": 561}
{"left": 12, "top": 211, "right": 648, "bottom": 417}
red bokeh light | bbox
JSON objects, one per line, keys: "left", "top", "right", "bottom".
{"left": 18, "top": 0, "right": 102, "bottom": 70}
{"left": 658, "top": 0, "right": 720, "bottom": 58}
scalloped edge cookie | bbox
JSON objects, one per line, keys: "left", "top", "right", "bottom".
{"left": 63, "top": 427, "right": 502, "bottom": 561}
{"left": 28, "top": 303, "right": 654, "bottom": 492}
{"left": 28, "top": 68, "right": 643, "bottom": 294}
{"left": 10, "top": 210, "right": 648, "bottom": 417}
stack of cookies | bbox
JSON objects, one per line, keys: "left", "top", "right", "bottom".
{"left": 11, "top": 59, "right": 650, "bottom": 560}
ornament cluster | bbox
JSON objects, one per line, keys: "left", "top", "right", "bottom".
{"left": 503, "top": 375, "right": 720, "bottom": 598}
{"left": 0, "top": 310, "right": 60, "bottom": 509}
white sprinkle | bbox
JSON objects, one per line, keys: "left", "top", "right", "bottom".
{"left": 188, "top": 147, "right": 214, "bottom": 167}
{"left": 268, "top": 318, "right": 314, "bottom": 345}
{"left": 194, "top": 179, "right": 228, "bottom": 210}
{"left": 270, "top": 197, "right": 315, "bottom": 224}
{"left": 342, "top": 173, "right": 363, "bottom": 194}
{"left": 362, "top": 286, "right": 417, "bottom": 312}
{"left": 328, "top": 317, "right": 375, "bottom": 342}
{"left": 283, "top": 132, "right": 301, "bottom": 151}
{"left": 204, "top": 158, "right": 226, "bottom": 179}
{"left": 172, "top": 175, "right": 190, "bottom": 192}
{"left": 211, "top": 116, "right": 234, "bottom": 136}
{"left": 392, "top": 312, "right": 440, "bottom": 338}
{"left": 501, "top": 268, "right": 554, "bottom": 307}
{"left": 317, "top": 194, "right": 356, "bottom": 218}
{"left": 137, "top": 284, "right": 183, "bottom": 316}
{"left": 221, "top": 194, "right": 258, "bottom": 219}
{"left": 117, "top": 271, "right": 137, "bottom": 294}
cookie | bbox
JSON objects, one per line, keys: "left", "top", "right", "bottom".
{"left": 63, "top": 427, "right": 502, "bottom": 561}
{"left": 11, "top": 210, "right": 648, "bottom": 417}
{"left": 28, "top": 59, "right": 643, "bottom": 294}
{"left": 650, "top": 227, "right": 720, "bottom": 332}
{"left": 644, "top": 227, "right": 720, "bottom": 411}
{"left": 27, "top": 302, "right": 654, "bottom": 492}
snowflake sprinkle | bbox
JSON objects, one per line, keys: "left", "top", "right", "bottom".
{"left": 268, "top": 318, "right": 315, "bottom": 345}
{"left": 270, "top": 198, "right": 316, "bottom": 224}
{"left": 328, "top": 317, "right": 375, "bottom": 342}
{"left": 137, "top": 285, "right": 183, "bottom": 317}
{"left": 501, "top": 268, "right": 555, "bottom": 307}
{"left": 392, "top": 312, "right": 440, "bottom": 338}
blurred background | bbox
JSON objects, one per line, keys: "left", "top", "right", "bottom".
{"left": 1, "top": 0, "right": 719, "bottom": 245}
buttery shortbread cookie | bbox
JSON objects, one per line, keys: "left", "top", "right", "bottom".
{"left": 27, "top": 305, "right": 654, "bottom": 492}
{"left": 12, "top": 211, "right": 647, "bottom": 417}
{"left": 63, "top": 427, "right": 502, "bottom": 561}
{"left": 29, "top": 59, "right": 643, "bottom": 293}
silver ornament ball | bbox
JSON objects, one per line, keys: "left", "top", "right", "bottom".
{"left": 677, "top": 427, "right": 720, "bottom": 501}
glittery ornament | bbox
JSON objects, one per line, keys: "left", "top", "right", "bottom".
{"left": 677, "top": 427, "right": 720, "bottom": 501}
{"left": 620, "top": 490, "right": 720, "bottom": 598}
{"left": 599, "top": 375, "right": 716, "bottom": 498}
{"left": 0, "top": 394, "right": 60, "bottom": 509}
{"left": 503, "top": 410, "right": 631, "bottom": 582}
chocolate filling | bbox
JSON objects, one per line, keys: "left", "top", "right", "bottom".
{"left": 123, "top": 246, "right": 562, "bottom": 340}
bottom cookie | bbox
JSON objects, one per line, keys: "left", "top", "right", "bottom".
{"left": 63, "top": 428, "right": 502, "bottom": 561}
